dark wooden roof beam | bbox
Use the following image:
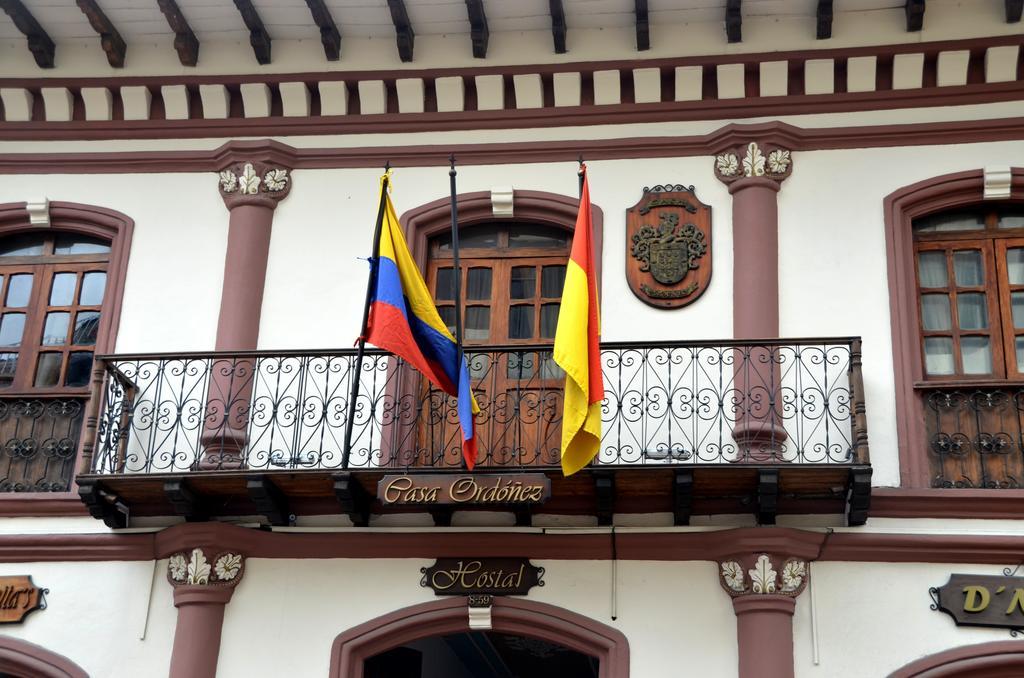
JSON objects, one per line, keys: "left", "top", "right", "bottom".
{"left": 816, "top": 0, "right": 833, "bottom": 39}
{"left": 905, "top": 0, "right": 925, "bottom": 31}
{"left": 1007, "top": 0, "right": 1023, "bottom": 22}
{"left": 156, "top": 0, "right": 198, "bottom": 66}
{"left": 635, "top": 0, "right": 649, "bottom": 51}
{"left": 0, "top": 0, "right": 55, "bottom": 68}
{"left": 75, "top": 0, "right": 126, "bottom": 67}
{"left": 233, "top": 0, "right": 272, "bottom": 65}
{"left": 465, "top": 0, "right": 489, "bottom": 58}
{"left": 304, "top": 0, "right": 341, "bottom": 61}
{"left": 726, "top": 0, "right": 742, "bottom": 43}
{"left": 549, "top": 0, "right": 567, "bottom": 53}
{"left": 386, "top": 0, "right": 415, "bottom": 62}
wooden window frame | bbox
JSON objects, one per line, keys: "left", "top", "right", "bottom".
{"left": 913, "top": 208, "right": 1024, "bottom": 382}
{"left": 0, "top": 202, "right": 133, "bottom": 510}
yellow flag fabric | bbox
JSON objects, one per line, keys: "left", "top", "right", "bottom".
{"left": 553, "top": 167, "right": 603, "bottom": 476}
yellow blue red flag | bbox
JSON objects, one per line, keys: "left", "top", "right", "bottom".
{"left": 364, "top": 173, "right": 479, "bottom": 469}
{"left": 553, "top": 165, "right": 604, "bottom": 476}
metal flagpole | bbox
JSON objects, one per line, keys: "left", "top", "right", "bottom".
{"left": 448, "top": 154, "right": 467, "bottom": 467}
{"left": 578, "top": 154, "right": 585, "bottom": 196}
{"left": 342, "top": 163, "right": 390, "bottom": 469}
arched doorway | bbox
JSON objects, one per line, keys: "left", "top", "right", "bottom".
{"left": 889, "top": 641, "right": 1024, "bottom": 677}
{"left": 0, "top": 636, "right": 88, "bottom": 678}
{"left": 329, "top": 597, "right": 628, "bottom": 678}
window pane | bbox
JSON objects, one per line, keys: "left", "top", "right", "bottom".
{"left": 961, "top": 337, "right": 992, "bottom": 375}
{"left": 65, "top": 352, "right": 93, "bottom": 387}
{"left": 917, "top": 252, "right": 948, "bottom": 288}
{"left": 436, "top": 225, "right": 499, "bottom": 250}
{"left": 435, "top": 268, "right": 454, "bottom": 301}
{"left": 953, "top": 250, "right": 984, "bottom": 286}
{"left": 437, "top": 306, "right": 455, "bottom": 334}
{"left": 49, "top": 272, "right": 76, "bottom": 305}
{"left": 540, "top": 353, "right": 565, "bottom": 380}
{"left": 921, "top": 295, "right": 951, "bottom": 331}
{"left": 5, "top": 274, "right": 32, "bottom": 307}
{"left": 1007, "top": 248, "right": 1024, "bottom": 285}
{"left": 1017, "top": 337, "right": 1024, "bottom": 373}
{"left": 957, "top": 293, "right": 988, "bottom": 330}
{"left": 80, "top": 272, "right": 106, "bottom": 305}
{"left": 541, "top": 265, "right": 567, "bottom": 298}
{"left": 509, "top": 225, "right": 569, "bottom": 249}
{"left": 466, "top": 268, "right": 492, "bottom": 300}
{"left": 998, "top": 210, "right": 1024, "bottom": 229}
{"left": 507, "top": 352, "right": 535, "bottom": 379}
{"left": 924, "top": 337, "right": 955, "bottom": 376}
{"left": 0, "top": 353, "right": 16, "bottom": 387}
{"left": 33, "top": 353, "right": 61, "bottom": 388}
{"left": 1011, "top": 293, "right": 1024, "bottom": 330}
{"left": 0, "top": 313, "right": 24, "bottom": 347}
{"left": 913, "top": 212, "right": 984, "bottom": 233}
{"left": 510, "top": 267, "right": 536, "bottom": 299}
{"left": 73, "top": 311, "right": 100, "bottom": 345}
{"left": 54, "top": 234, "right": 110, "bottom": 255}
{"left": 540, "top": 303, "right": 560, "bottom": 338}
{"left": 0, "top": 234, "right": 44, "bottom": 256}
{"left": 464, "top": 307, "right": 490, "bottom": 341}
{"left": 41, "top": 312, "right": 69, "bottom": 345}
{"left": 509, "top": 305, "right": 534, "bottom": 339}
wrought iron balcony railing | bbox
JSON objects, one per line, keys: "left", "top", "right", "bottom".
{"left": 0, "top": 396, "right": 83, "bottom": 492}
{"left": 83, "top": 338, "right": 869, "bottom": 476}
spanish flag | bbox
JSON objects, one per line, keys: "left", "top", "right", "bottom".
{"left": 365, "top": 173, "right": 480, "bottom": 469}
{"left": 553, "top": 165, "right": 603, "bottom": 476}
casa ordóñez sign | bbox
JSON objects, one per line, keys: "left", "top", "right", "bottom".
{"left": 421, "top": 558, "right": 545, "bottom": 596}
{"left": 933, "top": 574, "right": 1024, "bottom": 631}
{"left": 378, "top": 474, "right": 551, "bottom": 506}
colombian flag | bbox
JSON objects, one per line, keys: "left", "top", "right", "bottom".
{"left": 365, "top": 173, "right": 480, "bottom": 469}
{"left": 553, "top": 165, "right": 604, "bottom": 476}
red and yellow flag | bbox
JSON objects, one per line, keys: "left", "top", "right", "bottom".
{"left": 553, "top": 165, "right": 603, "bottom": 476}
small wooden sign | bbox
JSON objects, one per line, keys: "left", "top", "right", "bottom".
{"left": 421, "top": 558, "right": 545, "bottom": 596}
{"left": 626, "top": 184, "right": 712, "bottom": 309}
{"left": 0, "top": 576, "right": 45, "bottom": 624}
{"left": 378, "top": 474, "right": 551, "bottom": 506}
{"left": 933, "top": 574, "right": 1024, "bottom": 630}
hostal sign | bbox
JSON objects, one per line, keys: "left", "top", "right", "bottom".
{"left": 422, "top": 559, "right": 545, "bottom": 596}
{"left": 378, "top": 474, "right": 551, "bottom": 506}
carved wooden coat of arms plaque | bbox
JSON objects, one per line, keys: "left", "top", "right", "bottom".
{"left": 626, "top": 184, "right": 712, "bottom": 309}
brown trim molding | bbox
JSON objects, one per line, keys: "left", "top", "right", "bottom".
{"left": 3, "top": 117, "right": 1024, "bottom": 175}
{"left": 0, "top": 636, "right": 88, "bottom": 678}
{"left": 0, "top": 35, "right": 1020, "bottom": 141}
{"left": 883, "top": 169, "right": 1024, "bottom": 488}
{"left": 328, "top": 597, "right": 629, "bottom": 678}
{"left": 889, "top": 641, "right": 1024, "bottom": 677}
{"left": 4, "top": 523, "right": 1024, "bottom": 565}
{"left": 872, "top": 488, "right": 1024, "bottom": 519}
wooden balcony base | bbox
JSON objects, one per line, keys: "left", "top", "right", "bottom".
{"left": 77, "top": 464, "right": 871, "bottom": 528}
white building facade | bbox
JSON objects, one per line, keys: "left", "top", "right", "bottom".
{"left": 0, "top": 1, "right": 1021, "bottom": 676}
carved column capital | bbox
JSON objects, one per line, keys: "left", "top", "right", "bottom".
{"left": 717, "top": 553, "right": 808, "bottom": 599}
{"left": 713, "top": 141, "right": 793, "bottom": 188}
{"left": 217, "top": 161, "right": 292, "bottom": 209}
{"left": 167, "top": 547, "right": 245, "bottom": 590}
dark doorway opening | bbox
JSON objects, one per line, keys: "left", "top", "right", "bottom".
{"left": 364, "top": 630, "right": 600, "bottom": 678}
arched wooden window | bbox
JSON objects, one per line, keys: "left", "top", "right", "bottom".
{"left": 0, "top": 202, "right": 132, "bottom": 498}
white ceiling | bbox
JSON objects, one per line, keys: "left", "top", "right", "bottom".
{"left": 1, "top": 0, "right": 907, "bottom": 43}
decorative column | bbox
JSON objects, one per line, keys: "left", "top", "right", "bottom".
{"left": 718, "top": 553, "right": 808, "bottom": 678}
{"left": 714, "top": 142, "right": 793, "bottom": 460}
{"left": 167, "top": 547, "right": 245, "bottom": 678}
{"left": 200, "top": 161, "right": 291, "bottom": 468}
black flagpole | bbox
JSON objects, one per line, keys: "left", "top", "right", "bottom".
{"left": 578, "top": 154, "right": 585, "bottom": 197}
{"left": 448, "top": 154, "right": 467, "bottom": 466}
{"left": 342, "top": 162, "right": 390, "bottom": 469}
